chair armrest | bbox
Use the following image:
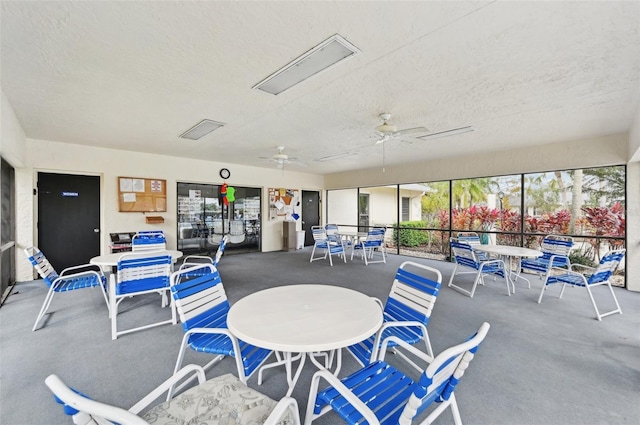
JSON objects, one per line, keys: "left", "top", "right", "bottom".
{"left": 378, "top": 335, "right": 434, "bottom": 364}
{"left": 307, "top": 369, "right": 379, "bottom": 425}
{"left": 371, "top": 297, "right": 384, "bottom": 310}
{"left": 568, "top": 263, "right": 594, "bottom": 273}
{"left": 59, "top": 264, "right": 104, "bottom": 277}
{"left": 264, "top": 396, "right": 301, "bottom": 425}
{"left": 128, "top": 364, "right": 206, "bottom": 414}
{"left": 185, "top": 327, "right": 235, "bottom": 339}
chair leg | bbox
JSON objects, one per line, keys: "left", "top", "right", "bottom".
{"left": 586, "top": 283, "right": 622, "bottom": 321}
{"left": 32, "top": 287, "right": 56, "bottom": 331}
{"left": 537, "top": 283, "right": 548, "bottom": 303}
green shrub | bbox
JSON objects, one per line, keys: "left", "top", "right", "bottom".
{"left": 394, "top": 221, "right": 430, "bottom": 247}
{"left": 569, "top": 251, "right": 596, "bottom": 268}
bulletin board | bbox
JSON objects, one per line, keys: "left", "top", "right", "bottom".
{"left": 118, "top": 177, "right": 167, "bottom": 212}
{"left": 268, "top": 187, "right": 300, "bottom": 220}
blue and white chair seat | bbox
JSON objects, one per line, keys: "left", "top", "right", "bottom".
{"left": 25, "top": 246, "right": 109, "bottom": 331}
{"left": 347, "top": 262, "right": 441, "bottom": 372}
{"left": 539, "top": 249, "right": 625, "bottom": 320}
{"left": 448, "top": 238, "right": 508, "bottom": 297}
{"left": 305, "top": 322, "right": 491, "bottom": 425}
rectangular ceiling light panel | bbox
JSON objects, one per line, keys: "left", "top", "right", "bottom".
{"left": 417, "top": 126, "right": 475, "bottom": 141}
{"left": 253, "top": 34, "right": 360, "bottom": 95}
{"left": 180, "top": 119, "right": 225, "bottom": 140}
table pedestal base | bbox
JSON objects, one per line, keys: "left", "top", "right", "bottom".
{"left": 257, "top": 350, "right": 342, "bottom": 397}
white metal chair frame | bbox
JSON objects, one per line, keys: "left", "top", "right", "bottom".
{"left": 169, "top": 264, "right": 273, "bottom": 393}
{"left": 45, "top": 364, "right": 301, "bottom": 425}
{"left": 346, "top": 261, "right": 442, "bottom": 372}
{"left": 539, "top": 249, "right": 625, "bottom": 320}
{"left": 310, "top": 225, "right": 346, "bottom": 266}
{"left": 24, "top": 246, "right": 109, "bottom": 332}
{"left": 110, "top": 252, "right": 176, "bottom": 340}
{"left": 448, "top": 238, "right": 509, "bottom": 297}
{"left": 305, "top": 322, "right": 491, "bottom": 425}
{"left": 350, "top": 227, "right": 386, "bottom": 265}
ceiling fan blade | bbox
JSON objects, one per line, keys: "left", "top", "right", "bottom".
{"left": 395, "top": 126, "right": 429, "bottom": 136}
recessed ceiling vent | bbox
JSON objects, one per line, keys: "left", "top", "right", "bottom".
{"left": 253, "top": 34, "right": 360, "bottom": 95}
{"left": 180, "top": 119, "right": 225, "bottom": 140}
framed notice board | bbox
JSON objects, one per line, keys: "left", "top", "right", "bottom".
{"left": 118, "top": 177, "right": 167, "bottom": 212}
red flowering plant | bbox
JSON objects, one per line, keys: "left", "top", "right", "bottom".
{"left": 583, "top": 202, "right": 625, "bottom": 259}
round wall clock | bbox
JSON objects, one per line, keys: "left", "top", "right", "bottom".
{"left": 219, "top": 168, "right": 230, "bottom": 179}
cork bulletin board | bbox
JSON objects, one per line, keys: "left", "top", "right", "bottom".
{"left": 118, "top": 177, "right": 167, "bottom": 212}
{"left": 268, "top": 187, "right": 300, "bottom": 220}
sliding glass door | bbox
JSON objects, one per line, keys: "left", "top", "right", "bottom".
{"left": 177, "top": 182, "right": 261, "bottom": 255}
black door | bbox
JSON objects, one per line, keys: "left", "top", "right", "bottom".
{"left": 38, "top": 173, "right": 100, "bottom": 271}
{"left": 302, "top": 191, "right": 320, "bottom": 246}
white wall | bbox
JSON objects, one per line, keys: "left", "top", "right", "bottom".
{"left": 0, "top": 90, "right": 26, "bottom": 167}
{"left": 325, "top": 134, "right": 628, "bottom": 188}
{"left": 14, "top": 139, "right": 323, "bottom": 281}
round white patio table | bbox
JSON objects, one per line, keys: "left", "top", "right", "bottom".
{"left": 474, "top": 245, "right": 542, "bottom": 294}
{"left": 227, "top": 284, "right": 383, "bottom": 396}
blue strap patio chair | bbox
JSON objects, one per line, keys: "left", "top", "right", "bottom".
{"left": 310, "top": 225, "right": 346, "bottom": 266}
{"left": 24, "top": 246, "right": 109, "bottom": 331}
{"left": 457, "top": 231, "right": 489, "bottom": 261}
{"left": 346, "top": 261, "right": 441, "bottom": 372}
{"left": 169, "top": 264, "right": 273, "bottom": 391}
{"left": 110, "top": 252, "right": 175, "bottom": 340}
{"left": 131, "top": 230, "right": 166, "bottom": 252}
{"left": 350, "top": 227, "right": 386, "bottom": 265}
{"left": 45, "top": 364, "right": 301, "bottom": 425}
{"left": 539, "top": 249, "right": 625, "bottom": 320}
{"left": 448, "top": 238, "right": 509, "bottom": 297}
{"left": 305, "top": 322, "right": 491, "bottom": 425}
{"left": 521, "top": 234, "right": 573, "bottom": 276}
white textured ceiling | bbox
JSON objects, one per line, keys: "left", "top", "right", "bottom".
{"left": 2, "top": 1, "right": 639, "bottom": 174}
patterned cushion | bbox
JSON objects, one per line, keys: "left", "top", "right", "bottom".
{"left": 143, "top": 374, "right": 294, "bottom": 425}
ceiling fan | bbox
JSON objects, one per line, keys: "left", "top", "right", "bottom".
{"left": 259, "top": 146, "right": 303, "bottom": 169}
{"left": 373, "top": 112, "right": 429, "bottom": 145}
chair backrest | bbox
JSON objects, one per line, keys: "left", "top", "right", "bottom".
{"left": 450, "top": 237, "right": 481, "bottom": 269}
{"left": 325, "top": 224, "right": 339, "bottom": 236}
{"left": 457, "top": 231, "right": 481, "bottom": 246}
{"left": 214, "top": 235, "right": 230, "bottom": 266}
{"left": 311, "top": 226, "right": 327, "bottom": 242}
{"left": 539, "top": 234, "right": 573, "bottom": 265}
{"left": 397, "top": 322, "right": 491, "bottom": 424}
{"left": 364, "top": 227, "right": 385, "bottom": 246}
{"left": 385, "top": 261, "right": 442, "bottom": 326}
{"left": 116, "top": 253, "right": 172, "bottom": 295}
{"left": 24, "top": 246, "right": 58, "bottom": 285}
{"left": 170, "top": 264, "right": 229, "bottom": 332}
{"left": 179, "top": 255, "right": 213, "bottom": 270}
{"left": 132, "top": 231, "right": 166, "bottom": 252}
{"left": 588, "top": 249, "right": 626, "bottom": 285}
